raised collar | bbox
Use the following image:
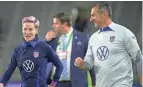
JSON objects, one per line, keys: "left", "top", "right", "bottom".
{"left": 99, "top": 22, "right": 114, "bottom": 33}
{"left": 23, "top": 35, "right": 38, "bottom": 48}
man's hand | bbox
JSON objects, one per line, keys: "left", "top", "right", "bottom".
{"left": 45, "top": 30, "right": 57, "bottom": 41}
{"left": 0, "top": 83, "right": 4, "bottom": 87}
{"left": 74, "top": 57, "right": 85, "bottom": 69}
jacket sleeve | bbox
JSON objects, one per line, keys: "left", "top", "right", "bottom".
{"left": 84, "top": 34, "right": 96, "bottom": 86}
{"left": 124, "top": 29, "right": 142, "bottom": 79}
{"left": 46, "top": 44, "right": 63, "bottom": 82}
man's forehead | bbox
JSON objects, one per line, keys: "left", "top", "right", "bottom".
{"left": 91, "top": 6, "right": 98, "bottom": 14}
{"left": 92, "top": 5, "right": 99, "bottom": 11}
{"left": 53, "top": 18, "right": 60, "bottom": 22}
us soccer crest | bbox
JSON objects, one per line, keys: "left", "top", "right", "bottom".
{"left": 34, "top": 51, "right": 39, "bottom": 58}
{"left": 110, "top": 36, "right": 115, "bottom": 42}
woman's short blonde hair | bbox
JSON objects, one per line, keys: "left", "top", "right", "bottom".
{"left": 22, "top": 16, "right": 40, "bottom": 28}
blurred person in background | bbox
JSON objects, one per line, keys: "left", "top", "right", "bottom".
{"left": 71, "top": 7, "right": 96, "bottom": 87}
{"left": 0, "top": 16, "right": 63, "bottom": 87}
{"left": 71, "top": 7, "right": 97, "bottom": 40}
{"left": 74, "top": 2, "right": 142, "bottom": 87}
{"left": 71, "top": 7, "right": 89, "bottom": 32}
{"left": 45, "top": 12, "right": 96, "bottom": 87}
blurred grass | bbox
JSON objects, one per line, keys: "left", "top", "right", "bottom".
{"left": 88, "top": 71, "right": 92, "bottom": 87}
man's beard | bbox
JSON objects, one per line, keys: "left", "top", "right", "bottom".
{"left": 57, "top": 30, "right": 64, "bottom": 36}
{"left": 94, "top": 23, "right": 97, "bottom": 28}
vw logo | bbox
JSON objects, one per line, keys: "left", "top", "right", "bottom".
{"left": 23, "top": 60, "right": 34, "bottom": 72}
{"left": 97, "top": 46, "right": 109, "bottom": 61}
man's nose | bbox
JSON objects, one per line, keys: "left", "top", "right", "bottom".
{"left": 90, "top": 17, "right": 93, "bottom": 22}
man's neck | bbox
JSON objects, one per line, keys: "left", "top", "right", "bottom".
{"left": 101, "top": 19, "right": 112, "bottom": 28}
{"left": 64, "top": 26, "right": 71, "bottom": 34}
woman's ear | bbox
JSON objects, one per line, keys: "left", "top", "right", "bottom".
{"left": 36, "top": 28, "right": 39, "bottom": 34}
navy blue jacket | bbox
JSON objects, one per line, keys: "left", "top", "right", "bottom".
{"left": 0, "top": 35, "right": 63, "bottom": 87}
{"left": 46, "top": 29, "right": 96, "bottom": 87}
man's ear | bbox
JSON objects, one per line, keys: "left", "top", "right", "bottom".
{"left": 64, "top": 22, "right": 68, "bottom": 26}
